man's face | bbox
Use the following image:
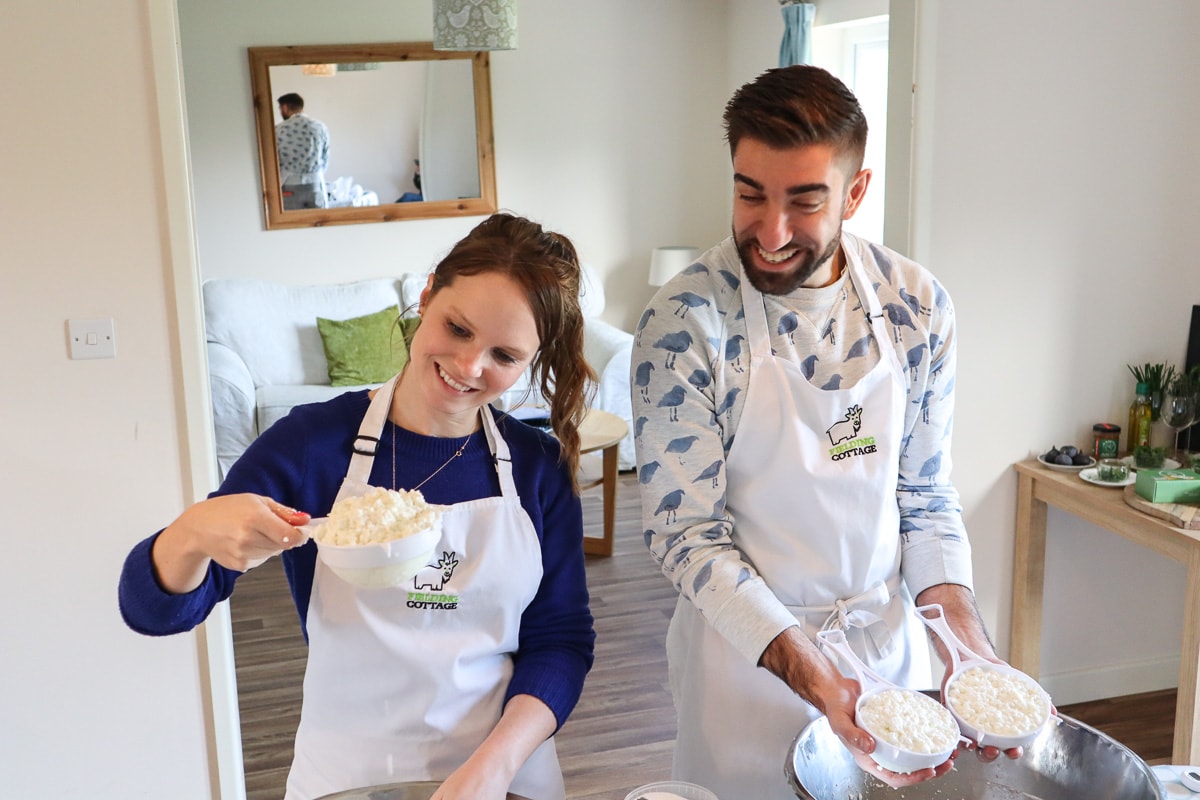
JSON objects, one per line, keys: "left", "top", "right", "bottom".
{"left": 731, "top": 138, "right": 870, "bottom": 295}
{"left": 279, "top": 103, "right": 296, "bottom": 120}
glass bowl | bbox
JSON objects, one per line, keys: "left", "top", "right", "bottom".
{"left": 624, "top": 781, "right": 719, "bottom": 800}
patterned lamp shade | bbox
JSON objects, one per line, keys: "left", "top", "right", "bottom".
{"left": 433, "top": 0, "right": 517, "bottom": 51}
{"left": 301, "top": 63, "right": 337, "bottom": 77}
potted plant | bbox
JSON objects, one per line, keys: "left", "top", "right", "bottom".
{"left": 1128, "top": 362, "right": 1177, "bottom": 422}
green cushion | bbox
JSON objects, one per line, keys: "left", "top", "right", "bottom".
{"left": 316, "top": 307, "right": 420, "bottom": 386}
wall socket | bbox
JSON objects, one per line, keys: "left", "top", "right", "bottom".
{"left": 68, "top": 318, "right": 117, "bottom": 360}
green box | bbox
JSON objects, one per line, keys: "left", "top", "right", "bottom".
{"left": 1134, "top": 468, "right": 1200, "bottom": 504}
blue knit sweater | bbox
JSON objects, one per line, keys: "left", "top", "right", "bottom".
{"left": 118, "top": 391, "right": 595, "bottom": 727}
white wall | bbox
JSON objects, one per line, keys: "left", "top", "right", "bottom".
{"left": 178, "top": 0, "right": 730, "bottom": 329}
{"left": 2, "top": 1, "right": 214, "bottom": 796}
{"left": 6, "top": 0, "right": 1200, "bottom": 796}
{"left": 911, "top": 0, "right": 1200, "bottom": 701}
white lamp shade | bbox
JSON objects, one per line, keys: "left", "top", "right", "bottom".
{"left": 434, "top": 0, "right": 518, "bottom": 51}
{"left": 649, "top": 246, "right": 700, "bottom": 286}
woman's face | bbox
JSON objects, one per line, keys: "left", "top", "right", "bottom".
{"left": 403, "top": 270, "right": 540, "bottom": 436}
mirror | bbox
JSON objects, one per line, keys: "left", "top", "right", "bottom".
{"left": 248, "top": 42, "right": 497, "bottom": 230}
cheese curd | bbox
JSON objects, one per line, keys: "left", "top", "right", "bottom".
{"left": 857, "top": 688, "right": 959, "bottom": 754}
{"left": 315, "top": 486, "right": 442, "bottom": 546}
{"left": 947, "top": 666, "right": 1049, "bottom": 736}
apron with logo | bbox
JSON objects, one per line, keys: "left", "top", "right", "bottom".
{"left": 666, "top": 238, "right": 931, "bottom": 799}
{"left": 285, "top": 375, "right": 564, "bottom": 800}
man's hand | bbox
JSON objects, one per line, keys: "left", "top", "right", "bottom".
{"left": 915, "top": 583, "right": 1027, "bottom": 761}
{"left": 760, "top": 626, "right": 956, "bottom": 785}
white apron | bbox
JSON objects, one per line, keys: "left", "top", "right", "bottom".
{"left": 285, "top": 375, "right": 564, "bottom": 800}
{"left": 666, "top": 239, "right": 931, "bottom": 800}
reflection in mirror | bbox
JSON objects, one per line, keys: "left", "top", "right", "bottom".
{"left": 249, "top": 42, "right": 497, "bottom": 230}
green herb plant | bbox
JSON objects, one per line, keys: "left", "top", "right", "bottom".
{"left": 1133, "top": 444, "right": 1167, "bottom": 469}
{"left": 1128, "top": 362, "right": 1177, "bottom": 421}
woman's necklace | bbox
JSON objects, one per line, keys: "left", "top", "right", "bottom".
{"left": 392, "top": 424, "right": 473, "bottom": 492}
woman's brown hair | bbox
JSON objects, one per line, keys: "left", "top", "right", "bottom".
{"left": 427, "top": 213, "right": 596, "bottom": 492}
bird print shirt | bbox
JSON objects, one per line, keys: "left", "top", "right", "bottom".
{"left": 631, "top": 233, "right": 974, "bottom": 664}
{"left": 276, "top": 113, "right": 330, "bottom": 181}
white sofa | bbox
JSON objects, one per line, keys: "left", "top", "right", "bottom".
{"left": 202, "top": 267, "right": 635, "bottom": 478}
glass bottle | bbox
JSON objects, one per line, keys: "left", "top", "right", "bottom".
{"left": 1128, "top": 381, "right": 1153, "bottom": 454}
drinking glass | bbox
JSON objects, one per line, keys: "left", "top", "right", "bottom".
{"left": 1160, "top": 383, "right": 1196, "bottom": 464}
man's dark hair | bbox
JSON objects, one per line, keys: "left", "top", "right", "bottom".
{"left": 277, "top": 92, "right": 305, "bottom": 111}
{"left": 723, "top": 65, "right": 868, "bottom": 174}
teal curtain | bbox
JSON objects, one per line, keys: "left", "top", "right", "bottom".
{"left": 779, "top": 3, "right": 816, "bottom": 67}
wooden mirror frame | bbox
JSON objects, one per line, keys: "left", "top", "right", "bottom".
{"left": 248, "top": 42, "right": 497, "bottom": 230}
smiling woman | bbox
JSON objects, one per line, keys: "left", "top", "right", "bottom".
{"left": 248, "top": 42, "right": 497, "bottom": 230}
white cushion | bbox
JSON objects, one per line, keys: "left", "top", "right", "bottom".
{"left": 203, "top": 278, "right": 402, "bottom": 388}
{"left": 579, "top": 263, "right": 606, "bottom": 319}
{"left": 256, "top": 383, "right": 378, "bottom": 434}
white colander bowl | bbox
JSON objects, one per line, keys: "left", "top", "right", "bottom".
{"left": 307, "top": 517, "right": 442, "bottom": 590}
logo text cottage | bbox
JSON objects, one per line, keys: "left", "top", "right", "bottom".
{"left": 829, "top": 436, "right": 878, "bottom": 460}
{"left": 407, "top": 591, "right": 459, "bottom": 610}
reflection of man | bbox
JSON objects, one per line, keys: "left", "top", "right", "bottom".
{"left": 633, "top": 66, "right": 1018, "bottom": 799}
{"left": 276, "top": 92, "right": 330, "bottom": 209}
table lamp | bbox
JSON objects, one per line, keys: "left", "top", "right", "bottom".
{"left": 649, "top": 246, "right": 700, "bottom": 286}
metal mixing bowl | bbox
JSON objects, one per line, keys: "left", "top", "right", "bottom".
{"left": 788, "top": 701, "right": 1164, "bottom": 800}
{"left": 315, "top": 782, "right": 531, "bottom": 800}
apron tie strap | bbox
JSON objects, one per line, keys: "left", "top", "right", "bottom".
{"left": 786, "top": 575, "right": 901, "bottom": 659}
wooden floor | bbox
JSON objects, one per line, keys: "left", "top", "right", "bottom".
{"left": 230, "top": 472, "right": 1175, "bottom": 800}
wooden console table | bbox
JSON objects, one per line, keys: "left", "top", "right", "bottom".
{"left": 577, "top": 409, "right": 628, "bottom": 557}
{"left": 1011, "top": 458, "right": 1200, "bottom": 763}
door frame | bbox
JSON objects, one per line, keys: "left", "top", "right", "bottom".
{"left": 147, "top": 1, "right": 247, "bottom": 798}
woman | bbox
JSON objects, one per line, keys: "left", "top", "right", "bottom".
{"left": 119, "top": 213, "right": 597, "bottom": 800}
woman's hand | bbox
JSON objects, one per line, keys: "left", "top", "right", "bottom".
{"left": 430, "top": 761, "right": 514, "bottom": 800}
{"left": 431, "top": 694, "right": 557, "bottom": 800}
{"left": 151, "top": 494, "right": 310, "bottom": 593}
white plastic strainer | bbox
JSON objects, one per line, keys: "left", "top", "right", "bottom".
{"left": 916, "top": 603, "right": 1052, "bottom": 750}
{"left": 817, "top": 628, "right": 960, "bottom": 774}
{"left": 305, "top": 516, "right": 442, "bottom": 590}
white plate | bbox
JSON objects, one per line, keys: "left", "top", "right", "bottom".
{"left": 1079, "top": 467, "right": 1135, "bottom": 488}
{"left": 1036, "top": 453, "right": 1096, "bottom": 472}
{"left": 1120, "top": 455, "right": 1181, "bottom": 471}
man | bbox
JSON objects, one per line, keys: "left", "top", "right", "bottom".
{"left": 632, "top": 65, "right": 1017, "bottom": 799}
{"left": 276, "top": 92, "right": 330, "bottom": 209}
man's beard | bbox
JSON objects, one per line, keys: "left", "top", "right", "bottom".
{"left": 737, "top": 228, "right": 841, "bottom": 296}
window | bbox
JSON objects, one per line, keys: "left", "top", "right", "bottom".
{"left": 813, "top": 15, "right": 890, "bottom": 243}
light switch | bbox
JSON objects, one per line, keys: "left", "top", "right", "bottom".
{"left": 68, "top": 318, "right": 117, "bottom": 360}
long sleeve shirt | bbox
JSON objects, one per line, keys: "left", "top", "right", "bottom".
{"left": 118, "top": 393, "right": 594, "bottom": 727}
{"left": 276, "top": 113, "right": 330, "bottom": 181}
{"left": 631, "top": 233, "right": 974, "bottom": 664}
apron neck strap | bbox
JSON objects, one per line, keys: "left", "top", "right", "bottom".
{"left": 842, "top": 240, "right": 891, "bottom": 349}
{"left": 343, "top": 374, "right": 400, "bottom": 487}
{"left": 479, "top": 406, "right": 517, "bottom": 497}
{"left": 344, "top": 373, "right": 517, "bottom": 496}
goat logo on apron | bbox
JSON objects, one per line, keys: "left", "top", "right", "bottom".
{"left": 826, "top": 403, "right": 879, "bottom": 460}
{"left": 407, "top": 550, "right": 460, "bottom": 610}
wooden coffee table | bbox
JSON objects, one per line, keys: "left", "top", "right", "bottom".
{"left": 578, "top": 408, "right": 628, "bottom": 557}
